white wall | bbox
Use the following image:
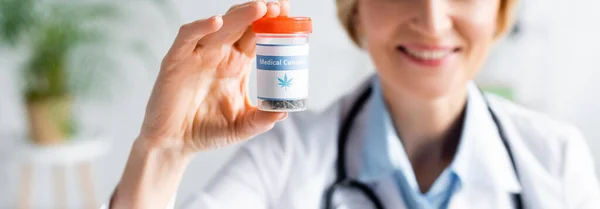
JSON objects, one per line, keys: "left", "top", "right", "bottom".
{"left": 548, "top": 0, "right": 600, "bottom": 174}
{"left": 0, "top": 0, "right": 599, "bottom": 208}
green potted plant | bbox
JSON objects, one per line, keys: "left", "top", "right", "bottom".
{"left": 0, "top": 0, "right": 171, "bottom": 145}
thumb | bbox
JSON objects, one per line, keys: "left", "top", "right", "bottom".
{"left": 237, "top": 108, "right": 287, "bottom": 139}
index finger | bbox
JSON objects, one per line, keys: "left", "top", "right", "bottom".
{"left": 165, "top": 15, "right": 223, "bottom": 60}
{"left": 198, "top": 0, "right": 267, "bottom": 47}
{"left": 279, "top": 0, "right": 290, "bottom": 16}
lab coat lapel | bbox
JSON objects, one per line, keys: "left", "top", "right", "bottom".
{"left": 446, "top": 83, "right": 525, "bottom": 209}
{"left": 458, "top": 85, "right": 564, "bottom": 209}
{"left": 485, "top": 94, "right": 565, "bottom": 209}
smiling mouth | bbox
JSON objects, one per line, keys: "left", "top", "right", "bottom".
{"left": 396, "top": 45, "right": 461, "bottom": 67}
{"left": 397, "top": 46, "right": 460, "bottom": 59}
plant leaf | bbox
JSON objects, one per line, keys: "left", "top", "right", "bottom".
{"left": 0, "top": 0, "right": 37, "bottom": 46}
{"left": 277, "top": 74, "right": 294, "bottom": 90}
{"left": 3, "top": 0, "right": 174, "bottom": 102}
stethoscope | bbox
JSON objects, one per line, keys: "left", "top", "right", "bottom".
{"left": 324, "top": 84, "right": 524, "bottom": 209}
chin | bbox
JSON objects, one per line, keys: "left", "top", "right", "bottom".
{"left": 380, "top": 66, "right": 468, "bottom": 101}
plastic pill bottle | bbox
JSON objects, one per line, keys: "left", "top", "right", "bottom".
{"left": 252, "top": 17, "right": 312, "bottom": 112}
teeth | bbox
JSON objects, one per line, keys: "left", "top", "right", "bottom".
{"left": 404, "top": 49, "right": 451, "bottom": 60}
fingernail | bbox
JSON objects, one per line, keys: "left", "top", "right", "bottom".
{"left": 215, "top": 14, "right": 222, "bottom": 18}
{"left": 273, "top": 1, "right": 280, "bottom": 6}
{"left": 277, "top": 113, "right": 288, "bottom": 121}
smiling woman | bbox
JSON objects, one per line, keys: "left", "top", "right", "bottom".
{"left": 106, "top": 0, "right": 600, "bottom": 208}
{"left": 348, "top": 0, "right": 518, "bottom": 102}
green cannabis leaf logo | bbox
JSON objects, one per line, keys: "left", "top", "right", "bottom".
{"left": 278, "top": 74, "right": 293, "bottom": 90}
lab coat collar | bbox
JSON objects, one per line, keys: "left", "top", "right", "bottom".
{"left": 350, "top": 77, "right": 521, "bottom": 194}
{"left": 452, "top": 82, "right": 522, "bottom": 193}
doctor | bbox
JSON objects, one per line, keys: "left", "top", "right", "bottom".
{"left": 108, "top": 0, "right": 600, "bottom": 208}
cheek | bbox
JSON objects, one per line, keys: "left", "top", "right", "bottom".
{"left": 459, "top": 14, "right": 497, "bottom": 47}
{"left": 455, "top": 5, "right": 500, "bottom": 74}
{"left": 357, "top": 1, "right": 412, "bottom": 76}
{"left": 357, "top": 1, "right": 408, "bottom": 46}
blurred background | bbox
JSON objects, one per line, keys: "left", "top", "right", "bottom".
{"left": 0, "top": 0, "right": 599, "bottom": 208}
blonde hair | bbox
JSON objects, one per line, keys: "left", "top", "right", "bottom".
{"left": 336, "top": 0, "right": 519, "bottom": 46}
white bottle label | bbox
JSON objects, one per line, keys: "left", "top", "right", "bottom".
{"left": 256, "top": 43, "right": 309, "bottom": 100}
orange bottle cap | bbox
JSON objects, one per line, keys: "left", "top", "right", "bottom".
{"left": 252, "top": 16, "right": 312, "bottom": 34}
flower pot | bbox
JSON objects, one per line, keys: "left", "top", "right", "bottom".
{"left": 25, "top": 96, "right": 73, "bottom": 145}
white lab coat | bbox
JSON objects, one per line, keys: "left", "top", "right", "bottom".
{"left": 107, "top": 78, "right": 600, "bottom": 209}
